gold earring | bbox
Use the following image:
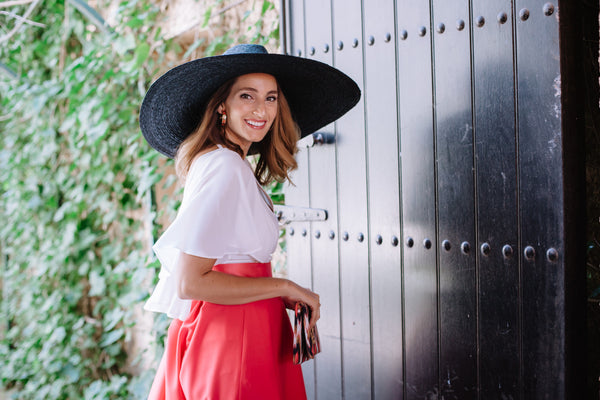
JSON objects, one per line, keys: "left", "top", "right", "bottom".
{"left": 220, "top": 111, "right": 227, "bottom": 126}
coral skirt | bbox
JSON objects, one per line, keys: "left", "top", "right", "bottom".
{"left": 147, "top": 262, "right": 307, "bottom": 400}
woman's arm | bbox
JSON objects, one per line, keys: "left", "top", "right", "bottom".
{"left": 176, "top": 252, "right": 320, "bottom": 328}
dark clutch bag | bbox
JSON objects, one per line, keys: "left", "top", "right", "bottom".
{"left": 292, "top": 302, "right": 321, "bottom": 364}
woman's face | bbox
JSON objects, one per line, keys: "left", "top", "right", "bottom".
{"left": 218, "top": 73, "right": 279, "bottom": 156}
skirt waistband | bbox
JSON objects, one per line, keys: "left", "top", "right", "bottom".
{"left": 212, "top": 262, "right": 272, "bottom": 278}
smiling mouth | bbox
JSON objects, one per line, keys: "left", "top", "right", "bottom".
{"left": 245, "top": 119, "right": 266, "bottom": 128}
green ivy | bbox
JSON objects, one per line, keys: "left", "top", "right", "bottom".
{"left": 0, "top": 0, "right": 279, "bottom": 399}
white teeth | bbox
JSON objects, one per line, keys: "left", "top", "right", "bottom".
{"left": 246, "top": 120, "right": 265, "bottom": 127}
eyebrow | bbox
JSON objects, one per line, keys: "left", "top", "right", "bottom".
{"left": 237, "top": 87, "right": 279, "bottom": 95}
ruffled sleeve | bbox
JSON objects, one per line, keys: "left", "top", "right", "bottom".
{"left": 144, "top": 148, "right": 279, "bottom": 320}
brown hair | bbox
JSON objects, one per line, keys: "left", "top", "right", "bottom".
{"left": 175, "top": 76, "right": 299, "bottom": 186}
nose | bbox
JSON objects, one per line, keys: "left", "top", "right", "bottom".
{"left": 253, "top": 103, "right": 266, "bottom": 117}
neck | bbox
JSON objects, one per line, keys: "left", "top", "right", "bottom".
{"left": 224, "top": 129, "right": 250, "bottom": 157}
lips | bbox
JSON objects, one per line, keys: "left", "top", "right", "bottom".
{"left": 245, "top": 119, "right": 266, "bottom": 128}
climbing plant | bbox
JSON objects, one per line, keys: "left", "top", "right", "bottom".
{"left": 0, "top": 0, "right": 279, "bottom": 399}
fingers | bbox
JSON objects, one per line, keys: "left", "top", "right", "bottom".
{"left": 308, "top": 295, "right": 320, "bottom": 330}
{"left": 287, "top": 281, "right": 321, "bottom": 329}
{"left": 309, "top": 302, "right": 320, "bottom": 330}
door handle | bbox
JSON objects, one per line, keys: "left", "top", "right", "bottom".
{"left": 297, "top": 131, "right": 336, "bottom": 148}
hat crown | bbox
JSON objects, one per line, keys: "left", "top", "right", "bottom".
{"left": 223, "top": 44, "right": 269, "bottom": 56}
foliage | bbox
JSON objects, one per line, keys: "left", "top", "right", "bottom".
{"left": 0, "top": 0, "right": 279, "bottom": 399}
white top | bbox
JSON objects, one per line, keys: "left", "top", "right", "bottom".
{"left": 144, "top": 146, "right": 279, "bottom": 320}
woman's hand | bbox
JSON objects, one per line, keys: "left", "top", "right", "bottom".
{"left": 282, "top": 281, "right": 320, "bottom": 330}
{"left": 281, "top": 296, "right": 297, "bottom": 310}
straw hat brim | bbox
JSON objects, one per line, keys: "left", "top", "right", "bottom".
{"left": 139, "top": 52, "right": 361, "bottom": 158}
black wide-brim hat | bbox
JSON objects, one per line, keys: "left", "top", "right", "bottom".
{"left": 140, "top": 44, "right": 361, "bottom": 158}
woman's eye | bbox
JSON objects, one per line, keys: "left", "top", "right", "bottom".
{"left": 240, "top": 93, "right": 252, "bottom": 100}
{"left": 267, "top": 96, "right": 278, "bottom": 102}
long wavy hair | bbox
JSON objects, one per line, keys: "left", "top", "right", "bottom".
{"left": 175, "top": 75, "right": 299, "bottom": 186}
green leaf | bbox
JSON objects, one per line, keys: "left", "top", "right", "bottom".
{"left": 89, "top": 270, "right": 106, "bottom": 296}
{"left": 183, "top": 37, "right": 206, "bottom": 60}
{"left": 126, "top": 16, "right": 145, "bottom": 29}
{"left": 112, "top": 34, "right": 137, "bottom": 55}
{"left": 50, "top": 326, "right": 67, "bottom": 343}
{"left": 124, "top": 43, "right": 150, "bottom": 73}
{"left": 104, "top": 308, "right": 125, "bottom": 331}
{"left": 62, "top": 363, "right": 81, "bottom": 383}
{"left": 87, "top": 120, "right": 110, "bottom": 142}
{"left": 261, "top": 1, "right": 274, "bottom": 15}
{"left": 0, "top": 62, "right": 18, "bottom": 80}
{"left": 133, "top": 43, "right": 150, "bottom": 69}
{"left": 201, "top": 5, "right": 213, "bottom": 28}
{"left": 67, "top": 0, "right": 112, "bottom": 34}
{"left": 99, "top": 328, "right": 124, "bottom": 347}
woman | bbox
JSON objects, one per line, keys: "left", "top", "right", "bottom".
{"left": 139, "top": 44, "right": 360, "bottom": 400}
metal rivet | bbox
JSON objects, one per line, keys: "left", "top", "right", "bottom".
{"left": 337, "top": 41, "right": 343, "bottom": 50}
{"left": 442, "top": 240, "right": 451, "bottom": 251}
{"left": 400, "top": 30, "right": 408, "bottom": 40}
{"left": 423, "top": 238, "right": 432, "bottom": 249}
{"left": 456, "top": 19, "right": 465, "bottom": 31}
{"left": 519, "top": 8, "right": 530, "bottom": 21}
{"left": 315, "top": 230, "right": 321, "bottom": 239}
{"left": 481, "top": 242, "right": 491, "bottom": 256}
{"left": 301, "top": 228, "right": 307, "bottom": 237}
{"left": 289, "top": 227, "right": 295, "bottom": 236}
{"left": 543, "top": 3, "right": 555, "bottom": 16}
{"left": 546, "top": 248, "right": 559, "bottom": 262}
{"left": 342, "top": 231, "right": 349, "bottom": 241}
{"left": 498, "top": 12, "right": 508, "bottom": 24}
{"left": 376, "top": 235, "right": 383, "bottom": 245}
{"left": 368, "top": 35, "right": 375, "bottom": 45}
{"left": 323, "top": 43, "right": 330, "bottom": 53}
{"left": 461, "top": 241, "right": 471, "bottom": 254}
{"left": 357, "top": 233, "right": 364, "bottom": 242}
{"left": 309, "top": 46, "right": 316, "bottom": 56}
{"left": 391, "top": 236, "right": 399, "bottom": 247}
{"left": 502, "top": 244, "right": 513, "bottom": 259}
{"left": 524, "top": 246, "right": 535, "bottom": 260}
{"left": 476, "top": 16, "right": 485, "bottom": 27}
{"left": 296, "top": 49, "right": 302, "bottom": 57}
{"left": 352, "top": 38, "right": 359, "bottom": 48}
{"left": 418, "top": 26, "right": 427, "bottom": 37}
{"left": 406, "top": 237, "right": 414, "bottom": 248}
{"left": 436, "top": 23, "right": 445, "bottom": 34}
{"left": 329, "top": 230, "right": 335, "bottom": 240}
{"left": 384, "top": 32, "right": 391, "bottom": 42}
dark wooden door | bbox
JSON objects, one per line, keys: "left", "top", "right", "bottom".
{"left": 281, "top": 1, "right": 584, "bottom": 399}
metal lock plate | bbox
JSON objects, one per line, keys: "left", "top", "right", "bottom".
{"left": 274, "top": 205, "right": 328, "bottom": 225}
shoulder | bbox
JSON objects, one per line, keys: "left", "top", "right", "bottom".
{"left": 212, "top": 147, "right": 247, "bottom": 168}
{"left": 187, "top": 147, "right": 252, "bottom": 188}
{"left": 190, "top": 147, "right": 244, "bottom": 172}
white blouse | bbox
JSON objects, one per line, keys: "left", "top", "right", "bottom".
{"left": 144, "top": 146, "right": 279, "bottom": 320}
